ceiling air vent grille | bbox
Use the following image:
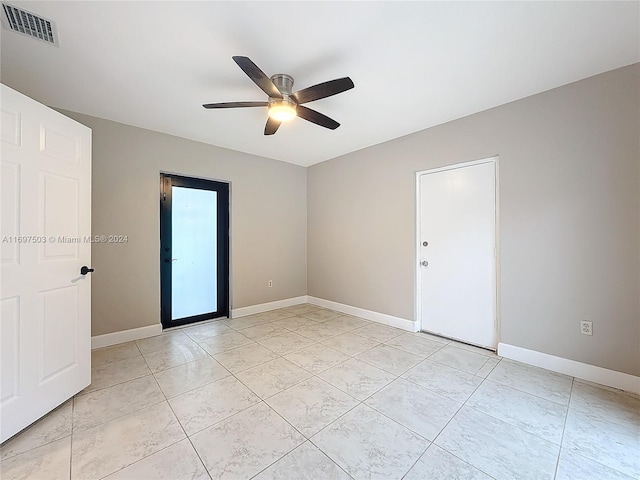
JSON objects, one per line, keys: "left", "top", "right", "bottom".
{"left": 1, "top": 3, "right": 58, "bottom": 46}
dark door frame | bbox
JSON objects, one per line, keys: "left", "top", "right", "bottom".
{"left": 160, "top": 173, "right": 230, "bottom": 329}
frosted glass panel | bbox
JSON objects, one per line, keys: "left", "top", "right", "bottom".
{"left": 171, "top": 187, "right": 217, "bottom": 320}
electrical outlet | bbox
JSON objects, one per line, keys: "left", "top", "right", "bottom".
{"left": 580, "top": 320, "right": 593, "bottom": 336}
{"left": 268, "top": 280, "right": 273, "bottom": 288}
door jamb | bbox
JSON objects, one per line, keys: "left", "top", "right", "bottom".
{"left": 414, "top": 156, "right": 501, "bottom": 344}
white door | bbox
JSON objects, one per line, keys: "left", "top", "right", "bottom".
{"left": 1, "top": 84, "right": 92, "bottom": 442}
{"left": 418, "top": 159, "right": 497, "bottom": 349}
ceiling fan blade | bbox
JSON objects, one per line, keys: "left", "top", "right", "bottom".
{"left": 293, "top": 77, "right": 354, "bottom": 104}
{"left": 296, "top": 105, "right": 340, "bottom": 130}
{"left": 264, "top": 117, "right": 281, "bottom": 135}
{"left": 233, "top": 56, "right": 282, "bottom": 99}
{"left": 203, "top": 101, "right": 268, "bottom": 109}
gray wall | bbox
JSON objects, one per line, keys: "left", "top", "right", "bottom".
{"left": 61, "top": 112, "right": 307, "bottom": 337}
{"left": 308, "top": 64, "right": 640, "bottom": 376}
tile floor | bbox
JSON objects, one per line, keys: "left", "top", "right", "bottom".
{"left": 1, "top": 304, "right": 639, "bottom": 479}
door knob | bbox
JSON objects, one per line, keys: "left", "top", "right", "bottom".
{"left": 80, "top": 266, "right": 94, "bottom": 275}
{"left": 420, "top": 260, "right": 429, "bottom": 267}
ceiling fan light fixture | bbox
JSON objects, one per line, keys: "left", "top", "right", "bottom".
{"left": 268, "top": 99, "right": 297, "bottom": 122}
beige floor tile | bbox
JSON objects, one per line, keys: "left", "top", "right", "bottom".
{"left": 570, "top": 380, "right": 640, "bottom": 427}
{"left": 258, "top": 331, "right": 316, "bottom": 355}
{"left": 135, "top": 331, "right": 199, "bottom": 355}
{"left": 1, "top": 436, "right": 71, "bottom": 480}
{"left": 384, "top": 332, "right": 445, "bottom": 357}
{"left": 284, "top": 343, "right": 350, "bottom": 374}
{"left": 256, "top": 308, "right": 297, "bottom": 321}
{"left": 311, "top": 404, "right": 429, "bottom": 479}
{"left": 73, "top": 375, "right": 164, "bottom": 431}
{"left": 181, "top": 321, "right": 232, "bottom": 342}
{"left": 272, "top": 315, "right": 319, "bottom": 331}
{"left": 320, "top": 332, "right": 380, "bottom": 356}
{"left": 563, "top": 408, "right": 640, "bottom": 477}
{"left": 295, "top": 322, "right": 347, "bottom": 341}
{"left": 324, "top": 315, "right": 370, "bottom": 331}
{"left": 223, "top": 315, "right": 272, "bottom": 330}
{"left": 240, "top": 322, "right": 291, "bottom": 341}
{"left": 350, "top": 323, "right": 405, "bottom": 343}
{"left": 487, "top": 359, "right": 573, "bottom": 405}
{"left": 142, "top": 342, "right": 208, "bottom": 373}
{"left": 235, "top": 358, "right": 312, "bottom": 399}
{"left": 82, "top": 355, "right": 151, "bottom": 394}
{"left": 282, "top": 304, "right": 318, "bottom": 315}
{"left": 154, "top": 355, "right": 230, "bottom": 398}
{"left": 467, "top": 379, "right": 568, "bottom": 444}
{"left": 266, "top": 377, "right": 358, "bottom": 437}
{"left": 213, "top": 343, "right": 279, "bottom": 373}
{"left": 0, "top": 400, "right": 72, "bottom": 460}
{"left": 475, "top": 357, "right": 501, "bottom": 378}
{"left": 103, "top": 438, "right": 210, "bottom": 479}
{"left": 299, "top": 308, "right": 343, "bottom": 322}
{"left": 91, "top": 341, "right": 141, "bottom": 367}
{"left": 429, "top": 345, "right": 492, "bottom": 375}
{"left": 197, "top": 331, "right": 254, "bottom": 355}
{"left": 356, "top": 344, "right": 422, "bottom": 375}
{"left": 169, "top": 375, "right": 261, "bottom": 435}
{"left": 7, "top": 323, "right": 636, "bottom": 480}
{"left": 435, "top": 406, "right": 560, "bottom": 479}
{"left": 365, "top": 378, "right": 461, "bottom": 441}
{"left": 403, "top": 359, "right": 483, "bottom": 403}
{"left": 556, "top": 448, "right": 636, "bottom": 480}
{"left": 71, "top": 402, "right": 185, "bottom": 479}
{"left": 253, "top": 441, "right": 350, "bottom": 480}
{"left": 404, "top": 445, "right": 492, "bottom": 480}
{"left": 318, "top": 358, "right": 395, "bottom": 401}
{"left": 190, "top": 402, "right": 305, "bottom": 479}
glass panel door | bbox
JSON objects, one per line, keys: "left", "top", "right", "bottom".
{"left": 171, "top": 187, "right": 217, "bottom": 319}
{"left": 160, "top": 174, "right": 229, "bottom": 328}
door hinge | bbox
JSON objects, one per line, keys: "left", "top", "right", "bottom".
{"left": 163, "top": 192, "right": 167, "bottom": 201}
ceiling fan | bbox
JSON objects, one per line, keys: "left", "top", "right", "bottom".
{"left": 203, "top": 56, "right": 354, "bottom": 135}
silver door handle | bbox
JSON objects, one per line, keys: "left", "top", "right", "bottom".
{"left": 420, "top": 260, "right": 429, "bottom": 267}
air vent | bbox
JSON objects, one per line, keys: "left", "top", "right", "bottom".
{"left": 1, "top": 3, "right": 58, "bottom": 46}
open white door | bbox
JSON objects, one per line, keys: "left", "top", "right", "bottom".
{"left": 1, "top": 84, "right": 92, "bottom": 442}
{"left": 418, "top": 158, "right": 497, "bottom": 349}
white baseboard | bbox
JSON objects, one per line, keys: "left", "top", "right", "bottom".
{"left": 92, "top": 323, "right": 162, "bottom": 350}
{"left": 231, "top": 296, "right": 307, "bottom": 318}
{"left": 307, "top": 296, "right": 417, "bottom": 332}
{"left": 498, "top": 343, "right": 640, "bottom": 395}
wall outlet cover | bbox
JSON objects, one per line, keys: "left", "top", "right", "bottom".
{"left": 580, "top": 320, "right": 593, "bottom": 336}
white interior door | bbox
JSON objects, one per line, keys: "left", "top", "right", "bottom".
{"left": 1, "top": 84, "right": 92, "bottom": 442}
{"left": 419, "top": 159, "right": 497, "bottom": 349}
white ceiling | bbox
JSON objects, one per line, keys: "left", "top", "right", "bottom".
{"left": 1, "top": 2, "right": 638, "bottom": 167}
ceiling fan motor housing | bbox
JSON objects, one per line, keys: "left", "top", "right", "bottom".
{"left": 270, "top": 73, "right": 294, "bottom": 96}
{"left": 268, "top": 73, "right": 297, "bottom": 115}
